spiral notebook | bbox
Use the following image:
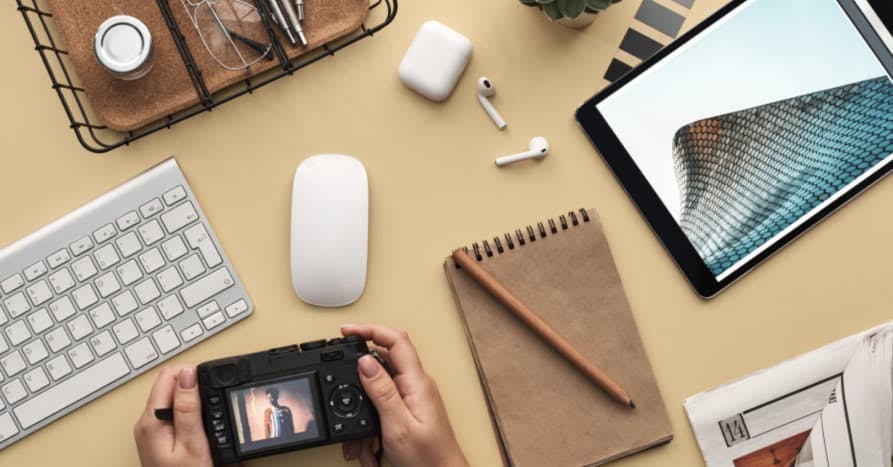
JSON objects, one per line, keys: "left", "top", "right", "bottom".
{"left": 443, "top": 209, "right": 672, "bottom": 466}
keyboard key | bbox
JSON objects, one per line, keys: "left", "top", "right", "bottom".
{"left": 90, "top": 331, "right": 116, "bottom": 357}
{"left": 134, "top": 279, "right": 161, "bottom": 305}
{"left": 202, "top": 311, "right": 226, "bottom": 330}
{"left": 152, "top": 326, "right": 180, "bottom": 354}
{"left": 70, "top": 236, "right": 94, "bottom": 256}
{"left": 94, "top": 244, "right": 120, "bottom": 270}
{"left": 95, "top": 272, "right": 121, "bottom": 298}
{"left": 68, "top": 343, "right": 95, "bottom": 369}
{"left": 157, "top": 295, "right": 184, "bottom": 320}
{"left": 72, "top": 284, "right": 99, "bottom": 310}
{"left": 140, "top": 198, "right": 164, "bottom": 218}
{"left": 111, "top": 290, "right": 138, "bottom": 316}
{"left": 157, "top": 266, "right": 183, "bottom": 293}
{"left": 185, "top": 224, "right": 222, "bottom": 267}
{"left": 67, "top": 315, "right": 94, "bottom": 341}
{"left": 180, "top": 324, "right": 203, "bottom": 342}
{"left": 0, "top": 335, "right": 8, "bottom": 354}
{"left": 116, "top": 260, "right": 143, "bottom": 286}
{"left": 72, "top": 256, "right": 98, "bottom": 281}
{"left": 23, "top": 339, "right": 49, "bottom": 365}
{"left": 89, "top": 303, "right": 116, "bottom": 329}
{"left": 26, "top": 280, "right": 53, "bottom": 307}
{"left": 0, "top": 309, "right": 6, "bottom": 327}
{"left": 0, "top": 274, "right": 24, "bottom": 294}
{"left": 5, "top": 292, "right": 31, "bottom": 318}
{"left": 6, "top": 321, "right": 31, "bottom": 346}
{"left": 180, "top": 268, "right": 234, "bottom": 308}
{"left": 135, "top": 307, "right": 161, "bottom": 332}
{"left": 48, "top": 268, "right": 76, "bottom": 294}
{"left": 125, "top": 338, "right": 158, "bottom": 369}
{"left": 197, "top": 301, "right": 220, "bottom": 319}
{"left": 0, "top": 413, "right": 20, "bottom": 443}
{"left": 138, "top": 220, "right": 165, "bottom": 246}
{"left": 113, "top": 319, "right": 139, "bottom": 345}
{"left": 116, "top": 232, "right": 142, "bottom": 258}
{"left": 14, "top": 353, "right": 129, "bottom": 429}
{"left": 45, "top": 327, "right": 72, "bottom": 353}
{"left": 47, "top": 249, "right": 71, "bottom": 269}
{"left": 116, "top": 211, "right": 141, "bottom": 231}
{"left": 93, "top": 224, "right": 117, "bottom": 244}
{"left": 179, "top": 254, "right": 206, "bottom": 281}
{"left": 161, "top": 202, "right": 199, "bottom": 234}
{"left": 26, "top": 308, "right": 53, "bottom": 334}
{"left": 161, "top": 236, "right": 188, "bottom": 261}
{"left": 1, "top": 351, "right": 26, "bottom": 376}
{"left": 46, "top": 355, "right": 72, "bottom": 381}
{"left": 139, "top": 248, "right": 165, "bottom": 274}
{"left": 24, "top": 261, "right": 48, "bottom": 281}
{"left": 163, "top": 185, "right": 187, "bottom": 205}
{"left": 2, "top": 379, "right": 27, "bottom": 404}
{"left": 225, "top": 299, "right": 249, "bottom": 318}
{"left": 24, "top": 367, "right": 49, "bottom": 393}
{"left": 49, "top": 297, "right": 76, "bottom": 322}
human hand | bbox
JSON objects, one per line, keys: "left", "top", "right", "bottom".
{"left": 133, "top": 366, "right": 215, "bottom": 467}
{"left": 340, "top": 324, "right": 469, "bottom": 467}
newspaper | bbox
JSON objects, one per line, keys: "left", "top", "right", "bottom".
{"left": 685, "top": 322, "right": 893, "bottom": 467}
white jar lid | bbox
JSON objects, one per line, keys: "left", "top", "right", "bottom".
{"left": 94, "top": 15, "right": 152, "bottom": 74}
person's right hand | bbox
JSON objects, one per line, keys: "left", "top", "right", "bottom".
{"left": 340, "top": 324, "right": 469, "bottom": 467}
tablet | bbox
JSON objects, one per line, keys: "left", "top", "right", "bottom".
{"left": 576, "top": 0, "right": 893, "bottom": 298}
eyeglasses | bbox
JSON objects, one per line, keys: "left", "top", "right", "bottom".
{"left": 180, "top": 0, "right": 274, "bottom": 72}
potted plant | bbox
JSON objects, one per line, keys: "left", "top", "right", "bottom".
{"left": 520, "top": 0, "right": 623, "bottom": 29}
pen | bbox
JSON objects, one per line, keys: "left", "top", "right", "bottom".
{"left": 295, "top": 0, "right": 305, "bottom": 22}
{"left": 451, "top": 249, "right": 636, "bottom": 409}
{"left": 267, "top": 0, "right": 296, "bottom": 46}
{"left": 280, "top": 0, "right": 308, "bottom": 47}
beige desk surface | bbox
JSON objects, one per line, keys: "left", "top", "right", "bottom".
{"left": 2, "top": 0, "right": 893, "bottom": 466}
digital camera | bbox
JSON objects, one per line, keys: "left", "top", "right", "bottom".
{"left": 197, "top": 336, "right": 381, "bottom": 464}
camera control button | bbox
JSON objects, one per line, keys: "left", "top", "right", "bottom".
{"left": 359, "top": 418, "right": 369, "bottom": 428}
{"left": 299, "top": 340, "right": 326, "bottom": 351}
{"left": 327, "top": 338, "right": 344, "bottom": 346}
{"left": 209, "top": 395, "right": 221, "bottom": 405}
{"left": 343, "top": 336, "right": 362, "bottom": 344}
{"left": 321, "top": 350, "right": 344, "bottom": 362}
{"left": 211, "top": 409, "right": 224, "bottom": 420}
{"left": 215, "top": 434, "right": 228, "bottom": 445}
{"left": 324, "top": 374, "right": 335, "bottom": 384}
{"left": 333, "top": 423, "right": 345, "bottom": 433}
{"left": 330, "top": 384, "right": 363, "bottom": 418}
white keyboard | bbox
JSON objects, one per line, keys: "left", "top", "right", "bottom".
{"left": 0, "top": 158, "right": 253, "bottom": 449}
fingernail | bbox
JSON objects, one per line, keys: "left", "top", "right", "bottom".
{"left": 341, "top": 323, "right": 356, "bottom": 329}
{"left": 358, "top": 355, "right": 380, "bottom": 378}
{"left": 179, "top": 367, "right": 197, "bottom": 389}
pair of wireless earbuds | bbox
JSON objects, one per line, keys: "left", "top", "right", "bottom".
{"left": 477, "top": 77, "right": 550, "bottom": 167}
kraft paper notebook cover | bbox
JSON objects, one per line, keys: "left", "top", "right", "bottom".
{"left": 443, "top": 209, "right": 672, "bottom": 466}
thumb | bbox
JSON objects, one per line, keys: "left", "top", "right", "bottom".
{"left": 173, "top": 366, "right": 210, "bottom": 455}
{"left": 358, "top": 355, "right": 409, "bottom": 423}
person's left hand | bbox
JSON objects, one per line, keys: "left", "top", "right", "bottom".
{"left": 133, "top": 366, "right": 216, "bottom": 467}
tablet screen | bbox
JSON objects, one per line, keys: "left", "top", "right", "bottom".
{"left": 596, "top": 0, "right": 893, "bottom": 280}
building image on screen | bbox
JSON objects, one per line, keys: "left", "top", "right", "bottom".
{"left": 672, "top": 77, "right": 893, "bottom": 274}
{"left": 596, "top": 0, "right": 893, "bottom": 279}
{"left": 229, "top": 377, "right": 320, "bottom": 453}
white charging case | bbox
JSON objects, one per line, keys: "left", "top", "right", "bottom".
{"left": 398, "top": 21, "right": 472, "bottom": 102}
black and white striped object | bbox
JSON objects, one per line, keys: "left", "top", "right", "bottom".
{"left": 604, "top": 0, "right": 695, "bottom": 82}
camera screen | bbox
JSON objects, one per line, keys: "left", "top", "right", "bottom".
{"left": 227, "top": 375, "right": 322, "bottom": 454}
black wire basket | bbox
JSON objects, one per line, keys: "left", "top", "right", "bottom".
{"left": 17, "top": 0, "right": 398, "bottom": 153}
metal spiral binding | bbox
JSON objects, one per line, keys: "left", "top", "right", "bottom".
{"left": 462, "top": 209, "right": 590, "bottom": 262}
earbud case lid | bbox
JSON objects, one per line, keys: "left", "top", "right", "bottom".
{"left": 398, "top": 21, "right": 472, "bottom": 102}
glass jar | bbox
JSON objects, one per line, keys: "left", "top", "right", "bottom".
{"left": 94, "top": 15, "right": 155, "bottom": 81}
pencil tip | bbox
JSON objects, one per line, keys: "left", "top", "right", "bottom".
{"left": 629, "top": 400, "right": 636, "bottom": 409}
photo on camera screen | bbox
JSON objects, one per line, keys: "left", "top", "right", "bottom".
{"left": 228, "top": 376, "right": 322, "bottom": 453}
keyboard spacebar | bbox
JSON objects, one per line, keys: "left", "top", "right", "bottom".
{"left": 14, "top": 353, "right": 130, "bottom": 429}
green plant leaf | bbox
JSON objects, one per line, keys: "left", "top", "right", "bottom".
{"left": 558, "top": 0, "right": 586, "bottom": 18}
{"left": 542, "top": 1, "right": 563, "bottom": 20}
{"left": 585, "top": 0, "right": 611, "bottom": 10}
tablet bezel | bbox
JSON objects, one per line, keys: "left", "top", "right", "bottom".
{"left": 576, "top": 0, "right": 893, "bottom": 298}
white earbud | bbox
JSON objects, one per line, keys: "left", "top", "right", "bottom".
{"left": 495, "top": 137, "right": 550, "bottom": 167}
{"left": 477, "top": 77, "right": 507, "bottom": 130}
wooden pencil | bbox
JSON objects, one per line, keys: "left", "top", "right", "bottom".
{"left": 452, "top": 248, "right": 635, "bottom": 409}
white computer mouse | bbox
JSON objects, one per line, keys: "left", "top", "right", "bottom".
{"left": 291, "top": 155, "right": 369, "bottom": 307}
